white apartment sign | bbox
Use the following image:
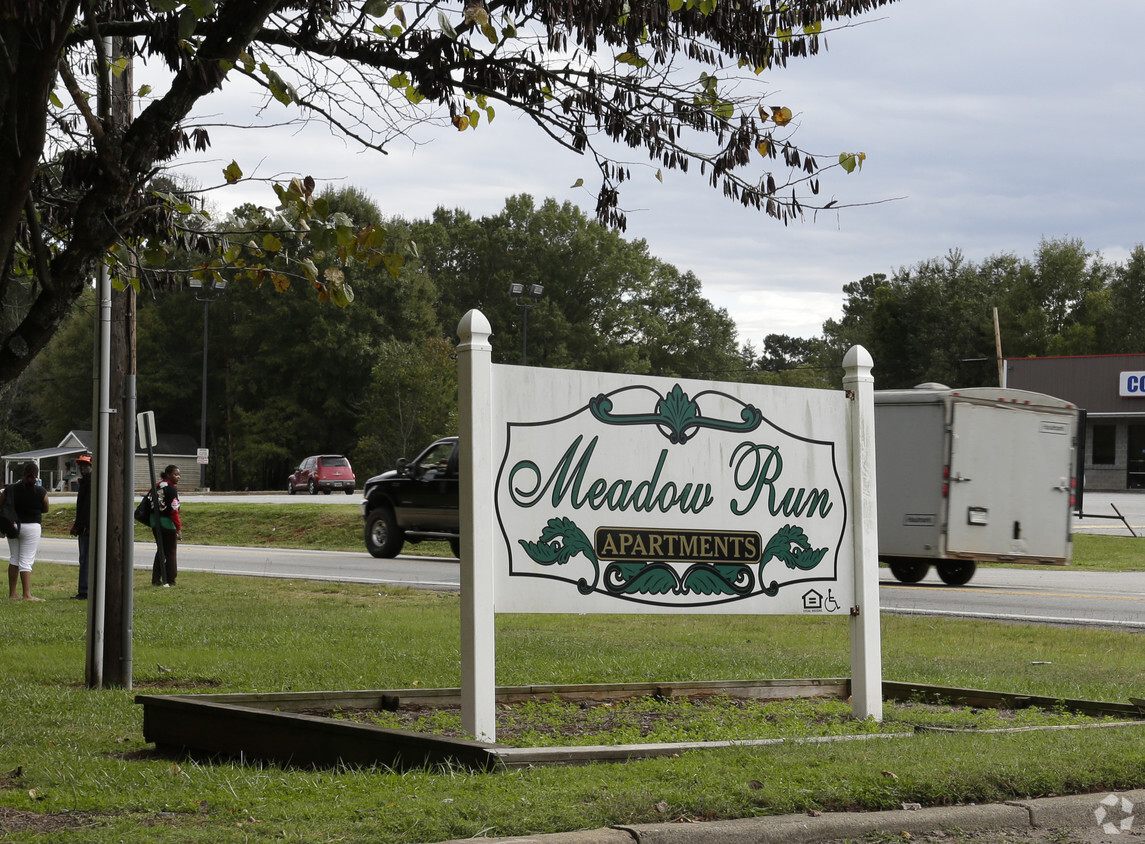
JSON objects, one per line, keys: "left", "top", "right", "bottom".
{"left": 457, "top": 310, "right": 881, "bottom": 741}
{"left": 493, "top": 374, "right": 850, "bottom": 615}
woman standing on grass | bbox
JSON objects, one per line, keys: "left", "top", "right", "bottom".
{"left": 151, "top": 465, "right": 181, "bottom": 587}
{"left": 3, "top": 461, "right": 49, "bottom": 601}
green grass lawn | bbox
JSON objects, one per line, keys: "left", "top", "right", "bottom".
{"left": 2, "top": 561, "right": 1145, "bottom": 842}
{"left": 8, "top": 502, "right": 1144, "bottom": 841}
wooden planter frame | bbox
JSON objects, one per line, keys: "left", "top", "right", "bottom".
{"left": 135, "top": 678, "right": 1144, "bottom": 771}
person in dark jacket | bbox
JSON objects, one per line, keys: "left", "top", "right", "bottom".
{"left": 151, "top": 465, "right": 181, "bottom": 587}
{"left": 70, "top": 454, "right": 93, "bottom": 599}
{"left": 3, "top": 461, "right": 50, "bottom": 601}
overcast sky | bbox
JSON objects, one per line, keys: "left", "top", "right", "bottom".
{"left": 173, "top": 0, "right": 1145, "bottom": 345}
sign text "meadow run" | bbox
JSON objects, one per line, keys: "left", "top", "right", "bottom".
{"left": 506, "top": 435, "right": 835, "bottom": 519}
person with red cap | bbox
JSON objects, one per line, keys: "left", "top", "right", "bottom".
{"left": 70, "top": 454, "right": 93, "bottom": 599}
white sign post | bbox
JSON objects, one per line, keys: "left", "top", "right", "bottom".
{"left": 457, "top": 310, "right": 882, "bottom": 741}
{"left": 843, "top": 345, "right": 882, "bottom": 720}
{"left": 457, "top": 311, "right": 497, "bottom": 741}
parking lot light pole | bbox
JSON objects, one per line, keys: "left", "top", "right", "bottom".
{"left": 188, "top": 279, "right": 227, "bottom": 489}
{"left": 508, "top": 282, "right": 544, "bottom": 365}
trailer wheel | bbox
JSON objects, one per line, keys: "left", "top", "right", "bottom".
{"left": 887, "top": 559, "right": 930, "bottom": 583}
{"left": 937, "top": 560, "right": 977, "bottom": 586}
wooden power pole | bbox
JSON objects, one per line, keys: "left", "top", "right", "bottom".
{"left": 87, "top": 35, "right": 136, "bottom": 689}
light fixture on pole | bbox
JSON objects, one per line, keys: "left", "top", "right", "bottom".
{"left": 508, "top": 282, "right": 544, "bottom": 365}
{"left": 188, "top": 279, "right": 227, "bottom": 489}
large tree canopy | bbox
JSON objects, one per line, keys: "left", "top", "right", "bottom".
{"left": 21, "top": 190, "right": 746, "bottom": 487}
{"left": 807, "top": 238, "right": 1120, "bottom": 389}
{"left": 1, "top": 0, "right": 896, "bottom": 389}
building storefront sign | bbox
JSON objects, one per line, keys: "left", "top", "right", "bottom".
{"left": 1119, "top": 371, "right": 1145, "bottom": 396}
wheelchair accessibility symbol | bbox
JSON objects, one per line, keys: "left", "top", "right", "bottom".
{"left": 801, "top": 588, "right": 840, "bottom": 613}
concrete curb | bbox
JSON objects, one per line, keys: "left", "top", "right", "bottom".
{"left": 431, "top": 789, "right": 1145, "bottom": 843}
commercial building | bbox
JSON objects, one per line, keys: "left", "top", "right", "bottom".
{"left": 1006, "top": 353, "right": 1145, "bottom": 490}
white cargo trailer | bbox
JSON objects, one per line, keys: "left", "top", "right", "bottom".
{"left": 875, "top": 384, "right": 1080, "bottom": 585}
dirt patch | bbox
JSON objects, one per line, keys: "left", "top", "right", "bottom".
{"left": 132, "top": 677, "right": 222, "bottom": 691}
{"left": 0, "top": 806, "right": 100, "bottom": 835}
{"left": 301, "top": 693, "right": 833, "bottom": 741}
{"left": 295, "top": 693, "right": 1127, "bottom": 747}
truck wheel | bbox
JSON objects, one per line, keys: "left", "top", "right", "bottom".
{"left": 365, "top": 507, "right": 404, "bottom": 558}
{"left": 887, "top": 559, "right": 929, "bottom": 583}
{"left": 308, "top": 479, "right": 318, "bottom": 495}
{"left": 937, "top": 560, "right": 977, "bottom": 586}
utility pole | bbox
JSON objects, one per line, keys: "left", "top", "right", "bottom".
{"left": 87, "top": 33, "right": 135, "bottom": 689}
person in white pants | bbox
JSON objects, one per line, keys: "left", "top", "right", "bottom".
{"left": 3, "top": 462, "right": 50, "bottom": 602}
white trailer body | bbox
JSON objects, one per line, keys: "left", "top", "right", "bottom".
{"left": 874, "top": 385, "right": 1079, "bottom": 585}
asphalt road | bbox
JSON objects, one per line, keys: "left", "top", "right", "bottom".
{"left": 29, "top": 537, "right": 461, "bottom": 591}
{"left": 1074, "top": 490, "right": 1145, "bottom": 535}
{"left": 18, "top": 489, "right": 1145, "bottom": 626}
{"left": 880, "top": 567, "right": 1145, "bottom": 629}
{"left": 22, "top": 533, "right": 1145, "bottom": 630}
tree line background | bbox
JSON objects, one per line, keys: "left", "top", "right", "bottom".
{"left": 5, "top": 184, "right": 1144, "bottom": 491}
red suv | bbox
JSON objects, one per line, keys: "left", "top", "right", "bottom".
{"left": 288, "top": 455, "right": 356, "bottom": 495}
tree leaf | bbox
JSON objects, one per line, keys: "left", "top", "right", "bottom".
{"left": 381, "top": 253, "right": 405, "bottom": 278}
{"left": 142, "top": 246, "right": 168, "bottom": 267}
{"left": 177, "top": 7, "right": 198, "bottom": 39}
{"left": 438, "top": 10, "right": 457, "bottom": 39}
{"left": 839, "top": 152, "right": 865, "bottom": 174}
{"left": 330, "top": 280, "right": 354, "bottom": 307}
{"left": 260, "top": 64, "right": 294, "bottom": 105}
{"left": 222, "top": 160, "right": 243, "bottom": 184}
{"left": 463, "top": 4, "right": 489, "bottom": 25}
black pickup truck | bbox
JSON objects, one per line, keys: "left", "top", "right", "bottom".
{"left": 361, "top": 437, "right": 460, "bottom": 558}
